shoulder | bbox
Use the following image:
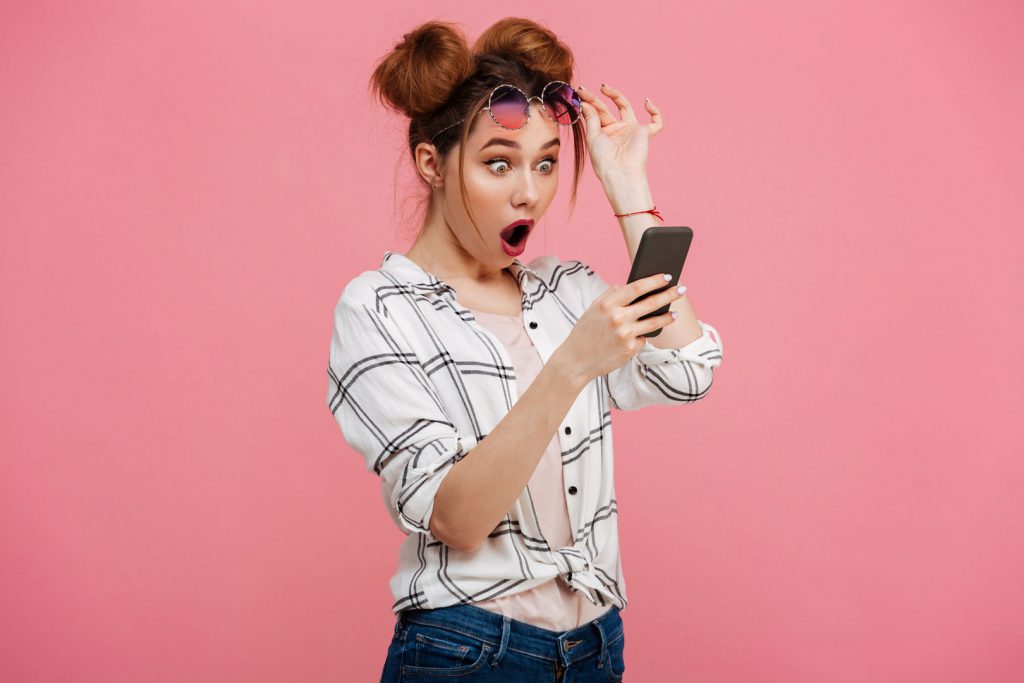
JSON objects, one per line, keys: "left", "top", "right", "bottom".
{"left": 332, "top": 269, "right": 394, "bottom": 319}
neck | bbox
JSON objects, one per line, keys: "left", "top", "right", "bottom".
{"left": 405, "top": 200, "right": 511, "bottom": 286}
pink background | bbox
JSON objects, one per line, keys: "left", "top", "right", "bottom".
{"left": 2, "top": 1, "right": 1022, "bottom": 681}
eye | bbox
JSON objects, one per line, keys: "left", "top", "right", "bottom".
{"left": 485, "top": 157, "right": 559, "bottom": 176}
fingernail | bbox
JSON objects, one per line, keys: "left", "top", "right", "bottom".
{"left": 645, "top": 96, "right": 650, "bottom": 102}
{"left": 601, "top": 82, "right": 607, "bottom": 88}
{"left": 662, "top": 273, "right": 671, "bottom": 281}
{"left": 676, "top": 285, "right": 686, "bottom": 295}
{"left": 671, "top": 311, "right": 679, "bottom": 319}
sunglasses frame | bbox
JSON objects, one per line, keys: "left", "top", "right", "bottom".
{"left": 430, "top": 80, "right": 581, "bottom": 145}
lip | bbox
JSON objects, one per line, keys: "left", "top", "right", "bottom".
{"left": 500, "top": 219, "right": 533, "bottom": 256}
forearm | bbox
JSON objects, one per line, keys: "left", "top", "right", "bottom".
{"left": 430, "top": 352, "right": 589, "bottom": 552}
{"left": 601, "top": 171, "right": 704, "bottom": 349}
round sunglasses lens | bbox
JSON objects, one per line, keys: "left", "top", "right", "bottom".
{"left": 543, "top": 83, "right": 581, "bottom": 125}
{"left": 489, "top": 85, "right": 529, "bottom": 129}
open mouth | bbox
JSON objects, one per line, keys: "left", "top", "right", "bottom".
{"left": 500, "top": 220, "right": 533, "bottom": 248}
{"left": 503, "top": 224, "right": 529, "bottom": 246}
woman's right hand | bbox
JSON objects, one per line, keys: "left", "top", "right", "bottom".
{"left": 555, "top": 272, "right": 685, "bottom": 385}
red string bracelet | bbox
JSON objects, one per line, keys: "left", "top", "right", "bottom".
{"left": 613, "top": 206, "right": 664, "bottom": 221}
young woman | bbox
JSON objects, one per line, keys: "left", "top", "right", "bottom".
{"left": 327, "top": 17, "right": 724, "bottom": 682}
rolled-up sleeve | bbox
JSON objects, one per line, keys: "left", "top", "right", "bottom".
{"left": 578, "top": 260, "right": 724, "bottom": 411}
{"left": 326, "top": 282, "right": 469, "bottom": 537}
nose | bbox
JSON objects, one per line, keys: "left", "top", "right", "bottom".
{"left": 511, "top": 165, "right": 540, "bottom": 208}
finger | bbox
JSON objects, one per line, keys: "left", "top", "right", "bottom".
{"left": 600, "top": 83, "right": 637, "bottom": 124}
{"left": 578, "top": 99, "right": 603, "bottom": 140}
{"left": 634, "top": 309, "right": 677, "bottom": 337}
{"left": 576, "top": 85, "right": 616, "bottom": 127}
{"left": 644, "top": 97, "right": 663, "bottom": 136}
{"left": 626, "top": 282, "right": 684, "bottom": 320}
{"left": 611, "top": 272, "right": 674, "bottom": 307}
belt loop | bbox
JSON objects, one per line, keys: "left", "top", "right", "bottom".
{"left": 592, "top": 617, "right": 609, "bottom": 669}
{"left": 491, "top": 615, "right": 511, "bottom": 667}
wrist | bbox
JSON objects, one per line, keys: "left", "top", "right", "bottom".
{"left": 599, "top": 168, "right": 647, "bottom": 186}
{"left": 548, "top": 347, "right": 591, "bottom": 391}
{"left": 601, "top": 173, "right": 653, "bottom": 215}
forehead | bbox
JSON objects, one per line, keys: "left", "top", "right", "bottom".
{"left": 469, "top": 103, "right": 561, "bottom": 152}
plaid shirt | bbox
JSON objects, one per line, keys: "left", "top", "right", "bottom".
{"left": 326, "top": 251, "right": 724, "bottom": 613}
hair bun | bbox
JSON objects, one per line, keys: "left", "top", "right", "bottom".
{"left": 472, "top": 17, "right": 574, "bottom": 84}
{"left": 369, "top": 21, "right": 474, "bottom": 119}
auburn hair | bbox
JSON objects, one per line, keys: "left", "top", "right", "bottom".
{"left": 367, "top": 17, "right": 586, "bottom": 240}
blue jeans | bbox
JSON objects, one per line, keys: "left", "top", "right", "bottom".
{"left": 379, "top": 602, "right": 626, "bottom": 681}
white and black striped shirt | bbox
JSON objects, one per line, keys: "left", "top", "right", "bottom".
{"left": 326, "top": 251, "right": 724, "bottom": 614}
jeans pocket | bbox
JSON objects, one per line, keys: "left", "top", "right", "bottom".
{"left": 401, "top": 622, "right": 493, "bottom": 678}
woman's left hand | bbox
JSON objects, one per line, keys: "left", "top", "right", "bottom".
{"left": 576, "top": 83, "right": 663, "bottom": 181}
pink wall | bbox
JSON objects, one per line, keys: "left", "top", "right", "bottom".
{"left": 2, "top": 1, "right": 1022, "bottom": 681}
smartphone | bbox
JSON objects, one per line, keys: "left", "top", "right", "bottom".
{"left": 626, "top": 226, "right": 693, "bottom": 338}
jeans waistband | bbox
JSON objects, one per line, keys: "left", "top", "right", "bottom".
{"left": 397, "top": 602, "right": 622, "bottom": 668}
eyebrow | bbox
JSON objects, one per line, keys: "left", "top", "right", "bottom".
{"left": 479, "top": 137, "right": 561, "bottom": 152}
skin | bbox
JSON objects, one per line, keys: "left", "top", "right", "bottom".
{"left": 405, "top": 104, "right": 589, "bottom": 551}
{"left": 403, "top": 87, "right": 692, "bottom": 552}
{"left": 405, "top": 102, "right": 561, "bottom": 312}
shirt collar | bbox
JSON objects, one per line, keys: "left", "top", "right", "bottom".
{"left": 380, "top": 251, "right": 544, "bottom": 298}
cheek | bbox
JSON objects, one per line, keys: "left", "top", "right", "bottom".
{"left": 541, "top": 170, "right": 559, "bottom": 197}
{"left": 462, "top": 168, "right": 506, "bottom": 202}
{"left": 445, "top": 169, "right": 503, "bottom": 222}
{"left": 463, "top": 165, "right": 492, "bottom": 190}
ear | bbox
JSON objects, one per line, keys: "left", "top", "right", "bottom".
{"left": 414, "top": 142, "right": 446, "bottom": 189}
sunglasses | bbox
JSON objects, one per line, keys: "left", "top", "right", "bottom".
{"left": 430, "top": 81, "right": 582, "bottom": 144}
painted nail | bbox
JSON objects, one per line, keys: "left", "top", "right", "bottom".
{"left": 671, "top": 311, "right": 679, "bottom": 319}
{"left": 676, "top": 285, "right": 687, "bottom": 295}
{"left": 662, "top": 273, "right": 671, "bottom": 281}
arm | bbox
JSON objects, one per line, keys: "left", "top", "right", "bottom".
{"left": 327, "top": 288, "right": 466, "bottom": 539}
{"left": 431, "top": 347, "right": 587, "bottom": 552}
{"left": 578, "top": 259, "right": 724, "bottom": 411}
{"left": 573, "top": 84, "right": 722, "bottom": 408}
{"left": 587, "top": 172, "right": 725, "bottom": 410}
{"left": 602, "top": 171, "right": 704, "bottom": 350}
{"left": 326, "top": 281, "right": 589, "bottom": 552}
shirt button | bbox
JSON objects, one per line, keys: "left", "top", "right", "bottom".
{"left": 568, "top": 485, "right": 577, "bottom": 495}
{"left": 564, "top": 426, "right": 571, "bottom": 435}
{"left": 529, "top": 321, "right": 538, "bottom": 329}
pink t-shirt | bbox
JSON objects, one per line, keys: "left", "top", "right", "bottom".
{"left": 466, "top": 307, "right": 612, "bottom": 632}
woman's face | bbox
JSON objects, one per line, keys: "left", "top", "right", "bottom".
{"left": 438, "top": 103, "right": 561, "bottom": 268}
